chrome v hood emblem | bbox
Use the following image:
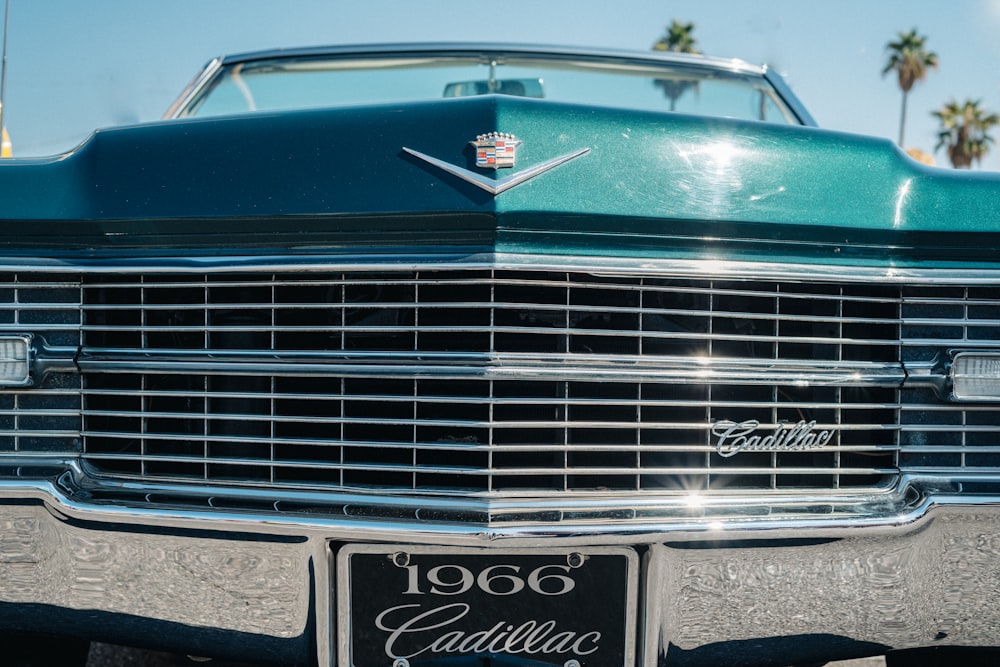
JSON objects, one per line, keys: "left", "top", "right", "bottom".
{"left": 402, "top": 146, "right": 590, "bottom": 196}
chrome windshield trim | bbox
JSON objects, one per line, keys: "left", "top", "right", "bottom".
{"left": 2, "top": 253, "right": 1000, "bottom": 284}
{"left": 162, "top": 44, "right": 770, "bottom": 121}
{"left": 164, "top": 44, "right": 790, "bottom": 127}
{"left": 162, "top": 56, "right": 224, "bottom": 120}
{"left": 211, "top": 43, "right": 767, "bottom": 78}
{"left": 763, "top": 65, "right": 817, "bottom": 127}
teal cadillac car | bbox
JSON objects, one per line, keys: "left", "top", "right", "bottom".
{"left": 1, "top": 43, "right": 999, "bottom": 667}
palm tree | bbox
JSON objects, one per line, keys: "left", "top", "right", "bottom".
{"left": 882, "top": 29, "right": 938, "bottom": 147}
{"left": 652, "top": 20, "right": 700, "bottom": 111}
{"left": 933, "top": 99, "right": 1000, "bottom": 169}
{"left": 653, "top": 20, "right": 699, "bottom": 54}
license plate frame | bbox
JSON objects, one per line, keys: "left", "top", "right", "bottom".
{"left": 335, "top": 544, "right": 638, "bottom": 667}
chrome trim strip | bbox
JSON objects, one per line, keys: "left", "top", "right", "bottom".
{"left": 211, "top": 43, "right": 768, "bottom": 78}
{"left": 162, "top": 56, "right": 224, "bottom": 119}
{"left": 111, "top": 482, "right": 905, "bottom": 511}
{"left": 58, "top": 457, "right": 903, "bottom": 508}
{"left": 763, "top": 64, "right": 817, "bottom": 127}
{"left": 0, "top": 253, "right": 998, "bottom": 284}
{"left": 8, "top": 456, "right": 1000, "bottom": 532}
{"left": 33, "top": 343, "right": 77, "bottom": 377}
{"left": 0, "top": 467, "right": 962, "bottom": 538}
{"left": 902, "top": 360, "right": 947, "bottom": 393}
{"left": 77, "top": 348, "right": 910, "bottom": 385}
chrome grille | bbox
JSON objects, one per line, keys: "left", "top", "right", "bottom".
{"left": 0, "top": 274, "right": 81, "bottom": 454}
{"left": 901, "top": 286, "right": 1000, "bottom": 473}
{"left": 79, "top": 269, "right": 911, "bottom": 495}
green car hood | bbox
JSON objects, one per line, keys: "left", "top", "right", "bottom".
{"left": 1, "top": 96, "right": 999, "bottom": 264}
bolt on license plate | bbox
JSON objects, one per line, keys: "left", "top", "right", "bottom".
{"left": 336, "top": 544, "right": 638, "bottom": 667}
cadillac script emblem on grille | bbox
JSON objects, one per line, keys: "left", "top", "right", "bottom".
{"left": 472, "top": 132, "right": 521, "bottom": 169}
{"left": 711, "top": 420, "right": 835, "bottom": 458}
{"left": 402, "top": 133, "right": 589, "bottom": 196}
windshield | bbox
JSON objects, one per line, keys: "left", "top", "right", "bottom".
{"left": 175, "top": 53, "right": 799, "bottom": 124}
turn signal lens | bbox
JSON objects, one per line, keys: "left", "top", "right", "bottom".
{"left": 952, "top": 353, "right": 1000, "bottom": 401}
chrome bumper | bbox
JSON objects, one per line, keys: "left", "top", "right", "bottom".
{"left": 1, "top": 476, "right": 999, "bottom": 666}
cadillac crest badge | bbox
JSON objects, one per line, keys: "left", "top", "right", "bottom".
{"left": 472, "top": 132, "right": 521, "bottom": 169}
{"left": 401, "top": 133, "right": 589, "bottom": 196}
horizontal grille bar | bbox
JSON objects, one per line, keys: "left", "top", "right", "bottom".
{"left": 79, "top": 452, "right": 895, "bottom": 478}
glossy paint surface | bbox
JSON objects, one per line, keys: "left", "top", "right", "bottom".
{"left": 0, "top": 96, "right": 997, "bottom": 265}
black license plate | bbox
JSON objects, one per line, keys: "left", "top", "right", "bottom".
{"left": 337, "top": 545, "right": 637, "bottom": 667}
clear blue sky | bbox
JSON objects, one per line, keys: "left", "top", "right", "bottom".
{"left": 4, "top": 0, "right": 999, "bottom": 168}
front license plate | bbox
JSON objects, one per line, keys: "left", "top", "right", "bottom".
{"left": 336, "top": 545, "right": 638, "bottom": 667}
